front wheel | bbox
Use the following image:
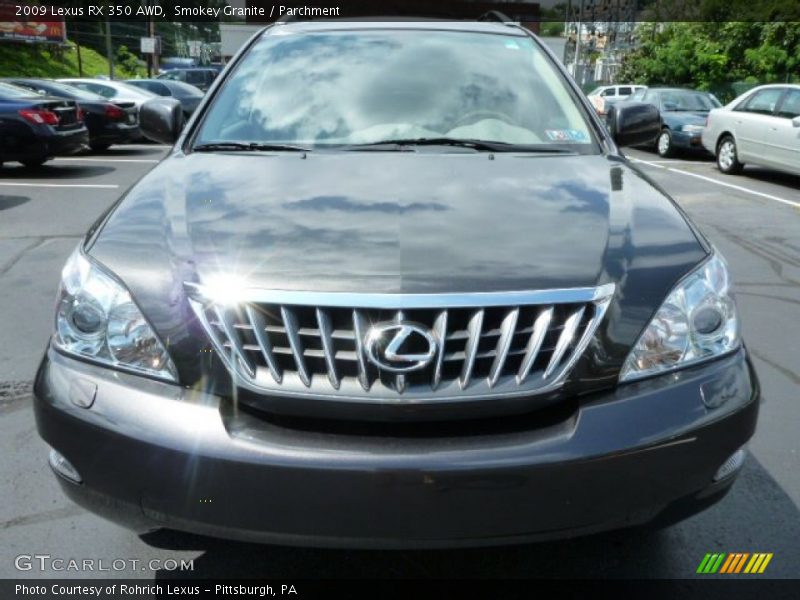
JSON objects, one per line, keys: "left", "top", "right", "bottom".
{"left": 656, "top": 129, "right": 674, "bottom": 158}
{"left": 716, "top": 136, "right": 743, "bottom": 174}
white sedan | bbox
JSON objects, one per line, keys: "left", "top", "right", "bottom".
{"left": 57, "top": 78, "right": 157, "bottom": 110}
{"left": 702, "top": 84, "right": 800, "bottom": 176}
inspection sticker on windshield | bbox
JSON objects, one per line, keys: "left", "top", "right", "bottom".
{"left": 545, "top": 129, "right": 587, "bottom": 142}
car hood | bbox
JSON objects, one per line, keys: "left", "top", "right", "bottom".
{"left": 88, "top": 152, "right": 708, "bottom": 383}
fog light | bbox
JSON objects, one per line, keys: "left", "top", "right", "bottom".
{"left": 713, "top": 447, "right": 746, "bottom": 482}
{"left": 48, "top": 449, "right": 82, "bottom": 484}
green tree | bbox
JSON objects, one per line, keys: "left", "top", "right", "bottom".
{"left": 618, "top": 21, "right": 800, "bottom": 101}
{"left": 115, "top": 45, "right": 142, "bottom": 76}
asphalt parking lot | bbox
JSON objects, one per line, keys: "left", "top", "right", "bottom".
{"left": 1, "top": 145, "right": 798, "bottom": 580}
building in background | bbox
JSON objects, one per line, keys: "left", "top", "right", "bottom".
{"left": 563, "top": 0, "right": 643, "bottom": 89}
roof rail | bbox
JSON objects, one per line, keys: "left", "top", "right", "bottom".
{"left": 477, "top": 10, "right": 513, "bottom": 23}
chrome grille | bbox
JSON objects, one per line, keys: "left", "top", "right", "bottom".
{"left": 187, "top": 285, "right": 614, "bottom": 401}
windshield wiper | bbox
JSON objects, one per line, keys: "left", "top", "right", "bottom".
{"left": 342, "top": 138, "right": 575, "bottom": 153}
{"left": 192, "top": 141, "right": 310, "bottom": 153}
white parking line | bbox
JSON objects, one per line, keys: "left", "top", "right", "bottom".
{"left": 630, "top": 157, "right": 712, "bottom": 165}
{"left": 630, "top": 158, "right": 666, "bottom": 169}
{"left": 53, "top": 157, "right": 160, "bottom": 164}
{"left": 630, "top": 158, "right": 800, "bottom": 209}
{"left": 0, "top": 182, "right": 119, "bottom": 189}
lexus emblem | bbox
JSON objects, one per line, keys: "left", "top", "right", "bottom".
{"left": 364, "top": 322, "right": 438, "bottom": 373}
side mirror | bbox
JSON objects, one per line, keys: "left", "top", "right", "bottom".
{"left": 607, "top": 102, "right": 661, "bottom": 147}
{"left": 140, "top": 97, "right": 184, "bottom": 145}
{"left": 792, "top": 116, "right": 800, "bottom": 128}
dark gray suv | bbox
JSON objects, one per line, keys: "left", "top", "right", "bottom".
{"left": 34, "top": 19, "right": 759, "bottom": 548}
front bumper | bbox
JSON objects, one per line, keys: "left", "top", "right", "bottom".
{"left": 34, "top": 346, "right": 759, "bottom": 548}
{"left": 47, "top": 127, "right": 90, "bottom": 156}
{"left": 8, "top": 127, "right": 89, "bottom": 162}
{"left": 91, "top": 123, "right": 141, "bottom": 146}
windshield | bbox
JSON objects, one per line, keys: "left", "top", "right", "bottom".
{"left": 114, "top": 82, "right": 158, "bottom": 98}
{"left": 660, "top": 90, "right": 721, "bottom": 111}
{"left": 195, "top": 29, "right": 597, "bottom": 150}
{"left": 168, "top": 81, "right": 204, "bottom": 97}
{"left": 0, "top": 81, "right": 39, "bottom": 99}
{"left": 40, "top": 80, "right": 107, "bottom": 101}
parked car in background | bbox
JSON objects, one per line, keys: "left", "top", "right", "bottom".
{"left": 629, "top": 87, "right": 722, "bottom": 157}
{"left": 125, "top": 79, "right": 204, "bottom": 117}
{"left": 4, "top": 77, "right": 141, "bottom": 151}
{"left": 159, "top": 57, "right": 200, "bottom": 71}
{"left": 3, "top": 78, "right": 141, "bottom": 151}
{"left": 57, "top": 79, "right": 157, "bottom": 110}
{"left": 157, "top": 68, "right": 218, "bottom": 92}
{"left": 702, "top": 84, "right": 800, "bottom": 176}
{"left": 0, "top": 81, "right": 88, "bottom": 167}
{"left": 587, "top": 84, "right": 646, "bottom": 117}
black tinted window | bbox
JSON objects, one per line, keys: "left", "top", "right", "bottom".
{"left": 186, "top": 71, "right": 205, "bottom": 84}
{"left": 144, "top": 81, "right": 170, "bottom": 96}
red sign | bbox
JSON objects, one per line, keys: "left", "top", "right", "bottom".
{"left": 0, "top": 2, "right": 66, "bottom": 44}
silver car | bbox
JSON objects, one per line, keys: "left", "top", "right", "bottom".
{"left": 57, "top": 78, "right": 157, "bottom": 110}
{"left": 702, "top": 84, "right": 800, "bottom": 176}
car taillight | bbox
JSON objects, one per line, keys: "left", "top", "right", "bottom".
{"left": 105, "top": 104, "right": 125, "bottom": 120}
{"left": 19, "top": 109, "right": 60, "bottom": 125}
{"left": 77, "top": 107, "right": 85, "bottom": 122}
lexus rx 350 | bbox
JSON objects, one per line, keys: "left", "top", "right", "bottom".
{"left": 34, "top": 20, "right": 759, "bottom": 548}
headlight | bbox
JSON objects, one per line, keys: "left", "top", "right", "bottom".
{"left": 681, "top": 124, "right": 705, "bottom": 133}
{"left": 54, "top": 247, "right": 178, "bottom": 382}
{"left": 619, "top": 253, "right": 740, "bottom": 382}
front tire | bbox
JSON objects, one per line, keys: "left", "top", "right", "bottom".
{"left": 656, "top": 129, "right": 674, "bottom": 158}
{"left": 716, "top": 135, "right": 743, "bottom": 174}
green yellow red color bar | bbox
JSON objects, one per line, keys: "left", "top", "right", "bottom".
{"left": 697, "top": 553, "right": 773, "bottom": 574}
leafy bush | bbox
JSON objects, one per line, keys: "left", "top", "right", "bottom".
{"left": 0, "top": 41, "right": 144, "bottom": 79}
{"left": 618, "top": 22, "right": 800, "bottom": 101}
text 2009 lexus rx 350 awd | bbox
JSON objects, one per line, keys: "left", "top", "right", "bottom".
{"left": 34, "top": 20, "right": 759, "bottom": 548}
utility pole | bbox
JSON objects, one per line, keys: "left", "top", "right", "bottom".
{"left": 147, "top": 12, "right": 154, "bottom": 76}
{"left": 105, "top": 19, "right": 115, "bottom": 79}
{"left": 572, "top": 0, "right": 585, "bottom": 82}
{"left": 564, "top": 0, "right": 572, "bottom": 36}
{"left": 75, "top": 22, "right": 83, "bottom": 77}
{"left": 150, "top": 1, "right": 159, "bottom": 74}
{"left": 563, "top": 0, "right": 572, "bottom": 63}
